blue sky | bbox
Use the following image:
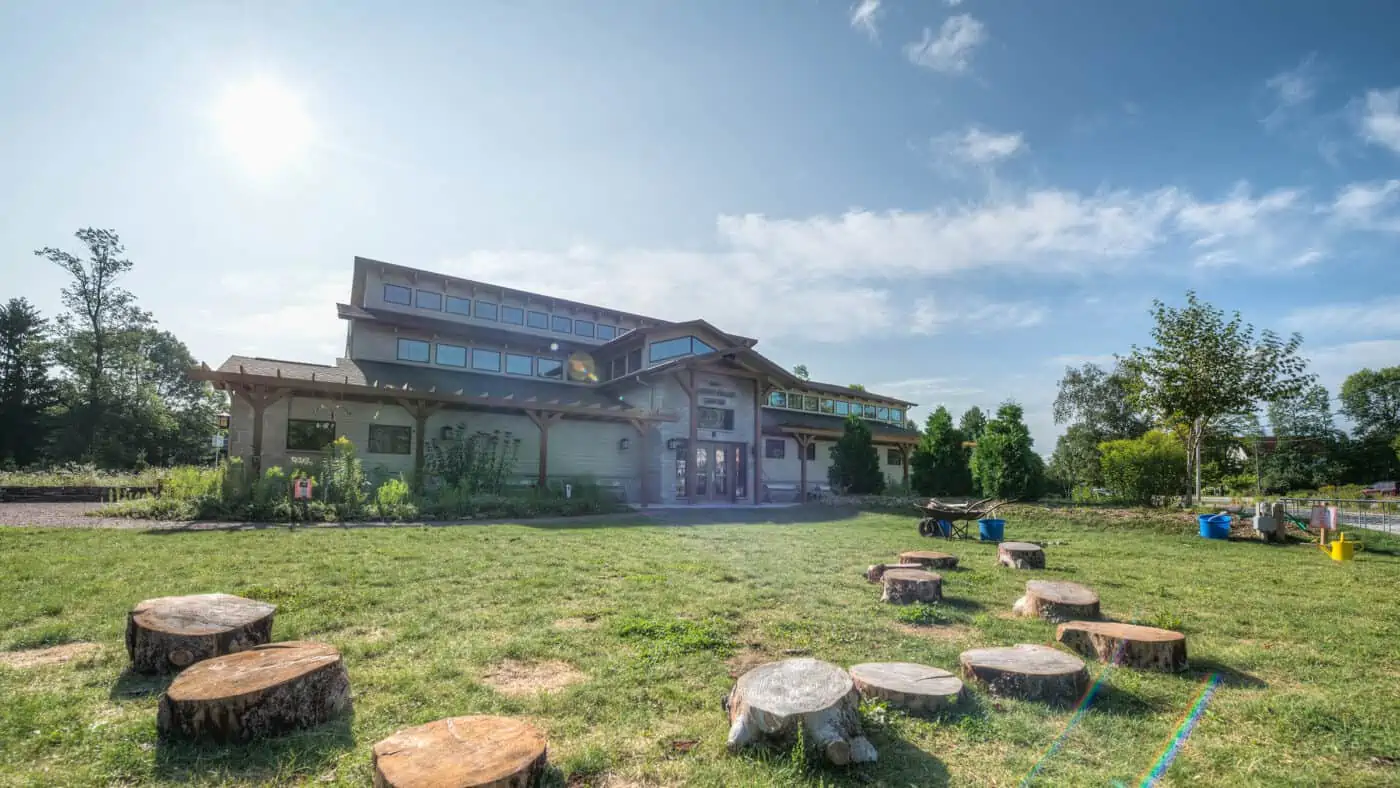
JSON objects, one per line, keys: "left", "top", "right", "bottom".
{"left": 3, "top": 0, "right": 1400, "bottom": 450}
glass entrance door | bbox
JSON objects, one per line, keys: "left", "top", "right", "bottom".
{"left": 694, "top": 442, "right": 735, "bottom": 502}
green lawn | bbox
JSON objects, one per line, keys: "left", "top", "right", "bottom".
{"left": 1, "top": 506, "right": 1398, "bottom": 787}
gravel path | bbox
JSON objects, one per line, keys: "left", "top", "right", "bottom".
{"left": 0, "top": 502, "right": 151, "bottom": 528}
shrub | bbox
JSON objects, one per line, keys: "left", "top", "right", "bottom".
{"left": 319, "top": 436, "right": 368, "bottom": 518}
{"left": 970, "top": 402, "right": 1042, "bottom": 500}
{"left": 374, "top": 476, "right": 417, "bottom": 520}
{"left": 1099, "top": 431, "right": 1188, "bottom": 505}
{"left": 828, "top": 415, "right": 886, "bottom": 495}
{"left": 161, "top": 466, "right": 221, "bottom": 501}
{"left": 426, "top": 424, "right": 521, "bottom": 495}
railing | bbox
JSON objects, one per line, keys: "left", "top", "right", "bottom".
{"left": 1278, "top": 497, "right": 1400, "bottom": 535}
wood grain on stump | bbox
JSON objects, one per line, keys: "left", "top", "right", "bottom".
{"left": 372, "top": 716, "right": 547, "bottom": 788}
{"left": 959, "top": 644, "right": 1089, "bottom": 704}
{"left": 881, "top": 568, "right": 943, "bottom": 605}
{"left": 725, "top": 658, "right": 876, "bottom": 765}
{"left": 1012, "top": 580, "right": 1101, "bottom": 622}
{"left": 126, "top": 593, "right": 275, "bottom": 674}
{"left": 849, "top": 662, "right": 964, "bottom": 713}
{"left": 864, "top": 563, "right": 922, "bottom": 583}
{"left": 1056, "top": 621, "right": 1187, "bottom": 673}
{"left": 898, "top": 551, "right": 959, "bottom": 570}
{"left": 996, "top": 542, "right": 1045, "bottom": 570}
{"left": 157, "top": 641, "right": 351, "bottom": 742}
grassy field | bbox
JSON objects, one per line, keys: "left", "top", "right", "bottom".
{"left": 1, "top": 506, "right": 1398, "bottom": 787}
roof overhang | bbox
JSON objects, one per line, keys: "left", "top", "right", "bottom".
{"left": 765, "top": 424, "right": 920, "bottom": 445}
{"left": 600, "top": 346, "right": 801, "bottom": 391}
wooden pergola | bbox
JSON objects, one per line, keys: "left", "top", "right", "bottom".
{"left": 189, "top": 364, "right": 679, "bottom": 501}
{"left": 767, "top": 425, "right": 920, "bottom": 500}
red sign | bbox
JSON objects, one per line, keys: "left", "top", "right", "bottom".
{"left": 293, "top": 478, "right": 313, "bottom": 500}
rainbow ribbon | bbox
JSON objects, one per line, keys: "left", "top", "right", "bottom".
{"left": 1138, "top": 672, "right": 1222, "bottom": 787}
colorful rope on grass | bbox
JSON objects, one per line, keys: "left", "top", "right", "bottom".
{"left": 1137, "top": 672, "right": 1222, "bottom": 786}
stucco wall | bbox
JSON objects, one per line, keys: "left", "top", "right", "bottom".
{"left": 760, "top": 435, "right": 908, "bottom": 491}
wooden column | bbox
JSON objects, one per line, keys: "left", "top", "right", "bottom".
{"left": 753, "top": 380, "right": 764, "bottom": 504}
{"left": 673, "top": 370, "right": 697, "bottom": 504}
{"left": 397, "top": 399, "right": 442, "bottom": 492}
{"left": 795, "top": 433, "right": 811, "bottom": 503}
{"left": 525, "top": 411, "right": 563, "bottom": 491}
{"left": 629, "top": 419, "right": 649, "bottom": 506}
{"left": 899, "top": 444, "right": 911, "bottom": 491}
{"left": 237, "top": 386, "right": 289, "bottom": 476}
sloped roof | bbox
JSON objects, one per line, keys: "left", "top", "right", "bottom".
{"left": 762, "top": 408, "right": 919, "bottom": 441}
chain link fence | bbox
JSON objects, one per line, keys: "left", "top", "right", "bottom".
{"left": 1279, "top": 497, "right": 1400, "bottom": 535}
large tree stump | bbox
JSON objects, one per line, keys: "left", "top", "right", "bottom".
{"left": 724, "top": 658, "right": 877, "bottom": 765}
{"left": 157, "top": 641, "right": 351, "bottom": 742}
{"left": 898, "top": 550, "right": 959, "bottom": 570}
{"left": 372, "top": 716, "right": 547, "bottom": 788}
{"left": 959, "top": 644, "right": 1089, "bottom": 704}
{"left": 126, "top": 593, "right": 275, "bottom": 674}
{"left": 864, "top": 563, "right": 923, "bottom": 583}
{"left": 881, "top": 568, "right": 943, "bottom": 604}
{"left": 996, "top": 542, "right": 1045, "bottom": 570}
{"left": 1012, "top": 580, "right": 1101, "bottom": 622}
{"left": 1056, "top": 621, "right": 1188, "bottom": 673}
{"left": 849, "top": 662, "right": 965, "bottom": 713}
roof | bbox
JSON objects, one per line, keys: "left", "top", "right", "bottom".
{"left": 791, "top": 379, "right": 915, "bottom": 407}
{"left": 762, "top": 408, "right": 920, "bottom": 442}
{"left": 599, "top": 346, "right": 801, "bottom": 390}
{"left": 338, "top": 303, "right": 605, "bottom": 356}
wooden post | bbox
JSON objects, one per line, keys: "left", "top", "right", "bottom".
{"left": 899, "top": 444, "right": 910, "bottom": 491}
{"left": 239, "top": 386, "right": 288, "bottom": 476}
{"left": 795, "top": 433, "right": 810, "bottom": 503}
{"left": 629, "top": 419, "right": 648, "bottom": 506}
{"left": 674, "top": 369, "right": 697, "bottom": 503}
{"left": 397, "top": 399, "right": 441, "bottom": 492}
{"left": 753, "top": 380, "right": 764, "bottom": 504}
{"left": 525, "top": 411, "right": 562, "bottom": 491}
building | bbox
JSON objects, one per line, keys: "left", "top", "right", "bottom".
{"left": 193, "top": 257, "right": 919, "bottom": 504}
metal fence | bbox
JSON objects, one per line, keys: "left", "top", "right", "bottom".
{"left": 1279, "top": 497, "right": 1400, "bottom": 535}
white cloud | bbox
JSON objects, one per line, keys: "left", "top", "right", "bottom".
{"left": 1174, "top": 183, "right": 1322, "bottom": 267}
{"left": 1282, "top": 297, "right": 1400, "bottom": 338}
{"left": 1265, "top": 55, "right": 1318, "bottom": 115}
{"left": 1330, "top": 179, "right": 1400, "bottom": 231}
{"left": 871, "top": 377, "right": 984, "bottom": 399}
{"left": 1359, "top": 88, "right": 1400, "bottom": 155}
{"left": 909, "top": 296, "right": 1046, "bottom": 335}
{"left": 904, "top": 15, "right": 986, "bottom": 74}
{"left": 945, "top": 0, "right": 965, "bottom": 6}
{"left": 849, "top": 0, "right": 882, "bottom": 40}
{"left": 932, "top": 127, "right": 1026, "bottom": 167}
{"left": 1308, "top": 340, "right": 1400, "bottom": 392}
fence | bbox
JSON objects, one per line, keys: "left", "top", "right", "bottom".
{"left": 1279, "top": 497, "right": 1400, "bottom": 535}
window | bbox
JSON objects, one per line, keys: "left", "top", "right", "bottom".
{"left": 500, "top": 305, "right": 525, "bottom": 325}
{"left": 368, "top": 425, "right": 411, "bottom": 455}
{"left": 764, "top": 438, "right": 786, "bottom": 459}
{"left": 383, "top": 284, "right": 412, "bottom": 305}
{"left": 697, "top": 407, "right": 735, "bottom": 431}
{"left": 551, "top": 315, "right": 573, "bottom": 333}
{"left": 286, "top": 419, "right": 335, "bottom": 451}
{"left": 475, "top": 301, "right": 499, "bottom": 321}
{"left": 891, "top": 409, "right": 904, "bottom": 424}
{"left": 835, "top": 401, "right": 849, "bottom": 416}
{"left": 445, "top": 296, "right": 471, "bottom": 316}
{"left": 768, "top": 391, "right": 787, "bottom": 408}
{"left": 649, "top": 336, "right": 693, "bottom": 363}
{"left": 806, "top": 442, "right": 817, "bottom": 461}
{"left": 527, "top": 311, "right": 549, "bottom": 329}
{"left": 597, "top": 324, "right": 616, "bottom": 340}
{"left": 416, "top": 290, "right": 442, "bottom": 310}
{"left": 804, "top": 396, "right": 819, "bottom": 412}
{"left": 693, "top": 337, "right": 715, "bottom": 354}
{"left": 863, "top": 404, "right": 877, "bottom": 418}
{"left": 820, "top": 398, "right": 835, "bottom": 414}
{"left": 887, "top": 448, "right": 903, "bottom": 465}
{"left": 575, "top": 320, "right": 596, "bottom": 338}
{"left": 471, "top": 349, "right": 502, "bottom": 372}
{"left": 397, "top": 339, "right": 430, "bottom": 362}
{"left": 537, "top": 358, "right": 564, "bottom": 380}
{"left": 877, "top": 406, "right": 889, "bottom": 421}
{"left": 505, "top": 353, "right": 533, "bottom": 376}
{"left": 435, "top": 343, "right": 467, "bottom": 367}
{"left": 609, "top": 357, "right": 625, "bottom": 380}
{"left": 626, "top": 348, "right": 642, "bottom": 373}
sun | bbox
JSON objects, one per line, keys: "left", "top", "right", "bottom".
{"left": 212, "top": 77, "right": 314, "bottom": 177}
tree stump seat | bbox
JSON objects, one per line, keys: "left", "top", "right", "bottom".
{"left": 996, "top": 542, "right": 1045, "bottom": 570}
{"left": 898, "top": 550, "right": 959, "bottom": 569}
{"left": 1056, "top": 621, "right": 1188, "bottom": 672}
{"left": 157, "top": 641, "right": 351, "bottom": 742}
{"left": 959, "top": 644, "right": 1089, "bottom": 704}
{"left": 880, "top": 568, "right": 943, "bottom": 605}
{"left": 126, "top": 593, "right": 275, "bottom": 674}
{"left": 864, "top": 563, "right": 923, "bottom": 583}
{"left": 725, "top": 658, "right": 877, "bottom": 765}
{"left": 849, "top": 662, "right": 965, "bottom": 713}
{"left": 372, "top": 716, "right": 548, "bottom": 788}
{"left": 1012, "top": 580, "right": 1101, "bottom": 622}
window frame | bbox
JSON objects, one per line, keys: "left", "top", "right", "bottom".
{"left": 435, "top": 343, "right": 467, "bottom": 368}
{"left": 445, "top": 296, "right": 471, "bottom": 316}
{"left": 383, "top": 284, "right": 412, "bottom": 305}
{"left": 574, "top": 319, "right": 596, "bottom": 338}
{"left": 397, "top": 338, "right": 430, "bottom": 363}
{"left": 596, "top": 324, "right": 616, "bottom": 340}
{"left": 537, "top": 358, "right": 564, "bottom": 380}
{"left": 863, "top": 404, "right": 878, "bottom": 418}
{"left": 764, "top": 438, "right": 786, "bottom": 459}
{"left": 471, "top": 348, "right": 502, "bottom": 372}
{"left": 551, "top": 315, "right": 573, "bottom": 334}
{"left": 769, "top": 391, "right": 787, "bottom": 408}
{"left": 696, "top": 406, "right": 735, "bottom": 431}
{"left": 368, "top": 424, "right": 412, "bottom": 455}
{"left": 527, "top": 310, "right": 550, "bottom": 329}
{"left": 804, "top": 395, "right": 819, "bottom": 412}
{"left": 887, "top": 448, "right": 903, "bottom": 465}
{"left": 626, "top": 348, "right": 642, "bottom": 374}
{"left": 286, "top": 419, "right": 336, "bottom": 452}
{"left": 649, "top": 336, "right": 694, "bottom": 364}
{"left": 415, "top": 290, "right": 443, "bottom": 311}
{"left": 834, "top": 401, "right": 849, "bottom": 416}
{"left": 820, "top": 398, "right": 835, "bottom": 414}
{"left": 505, "top": 353, "right": 533, "bottom": 376}
{"left": 500, "top": 305, "right": 525, "bottom": 325}
{"left": 877, "top": 406, "right": 890, "bottom": 421}
{"left": 474, "top": 301, "right": 499, "bottom": 321}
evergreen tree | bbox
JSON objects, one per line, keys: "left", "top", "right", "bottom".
{"left": 970, "top": 402, "right": 1040, "bottom": 499}
{"left": 910, "top": 406, "right": 971, "bottom": 495}
{"left": 0, "top": 298, "right": 56, "bottom": 467}
{"left": 828, "top": 414, "right": 885, "bottom": 494}
{"left": 959, "top": 406, "right": 987, "bottom": 440}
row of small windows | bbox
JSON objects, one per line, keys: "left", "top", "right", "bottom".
{"left": 286, "top": 420, "right": 412, "bottom": 454}
{"left": 766, "top": 390, "right": 905, "bottom": 425}
{"left": 397, "top": 338, "right": 567, "bottom": 380}
{"left": 762, "top": 437, "right": 905, "bottom": 466}
{"left": 384, "top": 283, "right": 621, "bottom": 340}
{"left": 648, "top": 335, "right": 716, "bottom": 364}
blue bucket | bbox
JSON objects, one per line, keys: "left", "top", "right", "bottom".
{"left": 1198, "top": 514, "right": 1231, "bottom": 540}
{"left": 934, "top": 519, "right": 952, "bottom": 537}
{"left": 978, "top": 518, "right": 1006, "bottom": 542}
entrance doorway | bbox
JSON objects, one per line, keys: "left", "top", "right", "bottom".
{"left": 678, "top": 441, "right": 749, "bottom": 502}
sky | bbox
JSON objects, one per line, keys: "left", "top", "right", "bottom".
{"left": 3, "top": 0, "right": 1400, "bottom": 451}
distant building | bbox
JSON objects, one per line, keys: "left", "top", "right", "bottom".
{"left": 194, "top": 257, "right": 918, "bottom": 503}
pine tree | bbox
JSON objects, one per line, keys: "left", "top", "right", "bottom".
{"left": 827, "top": 415, "right": 885, "bottom": 494}
{"left": 0, "top": 298, "right": 56, "bottom": 467}
{"left": 910, "top": 406, "right": 971, "bottom": 495}
{"left": 970, "top": 402, "right": 1040, "bottom": 499}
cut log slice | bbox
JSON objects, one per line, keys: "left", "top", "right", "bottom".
{"left": 725, "top": 658, "right": 877, "bottom": 765}
{"left": 157, "top": 641, "right": 351, "bottom": 742}
{"left": 372, "top": 716, "right": 547, "bottom": 788}
{"left": 849, "top": 662, "right": 965, "bottom": 713}
{"left": 996, "top": 542, "right": 1046, "bottom": 570}
{"left": 959, "top": 644, "right": 1089, "bottom": 704}
{"left": 864, "top": 563, "right": 923, "bottom": 583}
{"left": 880, "top": 568, "right": 943, "bottom": 605}
{"left": 1056, "top": 621, "right": 1187, "bottom": 673}
{"left": 1012, "top": 580, "right": 1101, "bottom": 623}
{"left": 898, "top": 550, "right": 960, "bottom": 570}
{"left": 126, "top": 593, "right": 275, "bottom": 674}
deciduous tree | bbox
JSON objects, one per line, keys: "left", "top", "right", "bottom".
{"left": 909, "top": 406, "right": 971, "bottom": 496}
{"left": 970, "top": 402, "right": 1040, "bottom": 499}
{"left": 958, "top": 406, "right": 987, "bottom": 441}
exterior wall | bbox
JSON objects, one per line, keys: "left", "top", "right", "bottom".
{"left": 625, "top": 370, "right": 758, "bottom": 504}
{"left": 348, "top": 321, "right": 601, "bottom": 391}
{"left": 761, "top": 437, "right": 909, "bottom": 491}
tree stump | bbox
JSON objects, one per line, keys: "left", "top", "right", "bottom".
{"left": 724, "top": 658, "right": 877, "bottom": 765}
{"left": 1056, "top": 621, "right": 1187, "bottom": 673}
{"left": 1012, "top": 580, "right": 1101, "bottom": 622}
{"left": 864, "top": 563, "right": 923, "bottom": 583}
{"left": 157, "top": 641, "right": 351, "bottom": 742}
{"left": 372, "top": 716, "right": 547, "bottom": 788}
{"left": 996, "top": 542, "right": 1045, "bottom": 570}
{"left": 126, "top": 593, "right": 275, "bottom": 674}
{"left": 959, "top": 644, "right": 1089, "bottom": 703}
{"left": 898, "top": 550, "right": 959, "bottom": 570}
{"left": 849, "top": 662, "right": 965, "bottom": 713}
{"left": 881, "top": 568, "right": 943, "bottom": 605}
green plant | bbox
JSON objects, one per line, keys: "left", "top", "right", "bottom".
{"left": 828, "top": 415, "right": 885, "bottom": 495}
{"left": 614, "top": 616, "right": 734, "bottom": 662}
{"left": 1099, "top": 431, "right": 1188, "bottom": 506}
{"left": 318, "top": 436, "right": 368, "bottom": 518}
{"left": 894, "top": 602, "right": 953, "bottom": 627}
{"left": 425, "top": 424, "right": 521, "bottom": 495}
{"left": 374, "top": 476, "right": 416, "bottom": 520}
{"left": 971, "top": 402, "right": 1042, "bottom": 500}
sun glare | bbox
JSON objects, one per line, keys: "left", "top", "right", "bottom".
{"left": 212, "top": 77, "right": 314, "bottom": 177}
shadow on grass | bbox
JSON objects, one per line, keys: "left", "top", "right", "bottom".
{"left": 1186, "top": 659, "right": 1266, "bottom": 689}
{"left": 110, "top": 669, "right": 173, "bottom": 701}
{"left": 153, "top": 714, "right": 355, "bottom": 782}
{"left": 734, "top": 734, "right": 950, "bottom": 788}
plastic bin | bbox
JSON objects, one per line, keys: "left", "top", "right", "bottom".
{"left": 1198, "top": 514, "right": 1231, "bottom": 540}
{"left": 978, "top": 518, "right": 1006, "bottom": 542}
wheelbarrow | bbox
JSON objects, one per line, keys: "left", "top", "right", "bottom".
{"left": 914, "top": 497, "right": 1008, "bottom": 539}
